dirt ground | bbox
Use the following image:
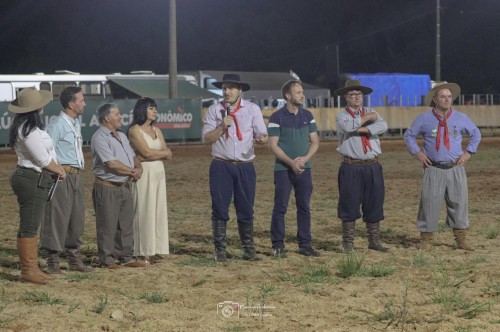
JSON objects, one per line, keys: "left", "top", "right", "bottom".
{"left": 0, "top": 137, "right": 499, "bottom": 332}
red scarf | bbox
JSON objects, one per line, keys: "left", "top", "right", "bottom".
{"left": 345, "top": 106, "right": 372, "bottom": 154}
{"left": 222, "top": 101, "right": 243, "bottom": 141}
{"left": 432, "top": 108, "right": 452, "bottom": 151}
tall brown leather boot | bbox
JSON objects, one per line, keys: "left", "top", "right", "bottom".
{"left": 453, "top": 229, "right": 474, "bottom": 251}
{"left": 366, "top": 222, "right": 389, "bottom": 252}
{"left": 17, "top": 237, "right": 49, "bottom": 285}
{"left": 420, "top": 232, "right": 433, "bottom": 251}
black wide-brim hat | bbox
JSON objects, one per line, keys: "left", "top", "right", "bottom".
{"left": 212, "top": 74, "right": 251, "bottom": 91}
{"left": 334, "top": 79, "right": 373, "bottom": 96}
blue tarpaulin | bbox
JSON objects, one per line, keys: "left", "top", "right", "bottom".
{"left": 346, "top": 73, "right": 432, "bottom": 106}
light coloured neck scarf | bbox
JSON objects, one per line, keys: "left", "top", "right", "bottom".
{"left": 61, "top": 111, "right": 84, "bottom": 169}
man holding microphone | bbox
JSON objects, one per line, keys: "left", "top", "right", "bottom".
{"left": 202, "top": 74, "right": 268, "bottom": 262}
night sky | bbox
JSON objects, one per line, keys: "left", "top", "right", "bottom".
{"left": 1, "top": 0, "right": 499, "bottom": 94}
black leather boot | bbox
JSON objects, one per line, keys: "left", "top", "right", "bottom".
{"left": 237, "top": 222, "right": 260, "bottom": 261}
{"left": 212, "top": 219, "right": 228, "bottom": 262}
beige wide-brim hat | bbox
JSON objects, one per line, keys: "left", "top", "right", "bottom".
{"left": 334, "top": 80, "right": 373, "bottom": 96}
{"left": 8, "top": 87, "right": 53, "bottom": 113}
{"left": 424, "top": 82, "right": 460, "bottom": 107}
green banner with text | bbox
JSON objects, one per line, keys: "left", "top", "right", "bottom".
{"left": 0, "top": 98, "right": 203, "bottom": 145}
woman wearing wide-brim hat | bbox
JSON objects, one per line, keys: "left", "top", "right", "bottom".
{"left": 8, "top": 87, "right": 66, "bottom": 285}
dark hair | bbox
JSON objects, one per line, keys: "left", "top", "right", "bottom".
{"left": 60, "top": 86, "right": 83, "bottom": 109}
{"left": 281, "top": 80, "right": 302, "bottom": 100}
{"left": 127, "top": 97, "right": 157, "bottom": 134}
{"left": 9, "top": 110, "right": 44, "bottom": 148}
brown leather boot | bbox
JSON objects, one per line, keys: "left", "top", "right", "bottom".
{"left": 17, "top": 237, "right": 49, "bottom": 285}
{"left": 65, "top": 248, "right": 93, "bottom": 272}
{"left": 46, "top": 250, "right": 64, "bottom": 274}
{"left": 420, "top": 232, "right": 433, "bottom": 251}
{"left": 453, "top": 229, "right": 474, "bottom": 251}
{"left": 341, "top": 221, "right": 355, "bottom": 253}
{"left": 366, "top": 222, "right": 389, "bottom": 252}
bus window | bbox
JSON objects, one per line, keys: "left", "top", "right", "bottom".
{"left": 40, "top": 82, "right": 51, "bottom": 92}
{"left": 80, "top": 82, "right": 103, "bottom": 98}
{"left": 52, "top": 82, "right": 78, "bottom": 98}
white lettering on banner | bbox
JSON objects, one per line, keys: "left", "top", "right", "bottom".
{"left": 89, "top": 114, "right": 100, "bottom": 127}
{"left": 157, "top": 112, "right": 193, "bottom": 123}
{"left": 121, "top": 113, "right": 131, "bottom": 126}
{"left": 1, "top": 112, "right": 12, "bottom": 129}
{"left": 78, "top": 115, "right": 86, "bottom": 127}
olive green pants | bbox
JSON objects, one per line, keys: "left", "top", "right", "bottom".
{"left": 10, "top": 167, "right": 50, "bottom": 238}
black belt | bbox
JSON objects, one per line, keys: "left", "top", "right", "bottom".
{"left": 431, "top": 161, "right": 456, "bottom": 169}
{"left": 343, "top": 156, "right": 378, "bottom": 165}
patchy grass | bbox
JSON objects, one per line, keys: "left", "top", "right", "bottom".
{"left": 0, "top": 139, "right": 499, "bottom": 330}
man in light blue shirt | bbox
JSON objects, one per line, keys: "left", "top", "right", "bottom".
{"left": 40, "top": 87, "right": 93, "bottom": 273}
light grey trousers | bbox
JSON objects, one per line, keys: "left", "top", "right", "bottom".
{"left": 416, "top": 165, "right": 468, "bottom": 232}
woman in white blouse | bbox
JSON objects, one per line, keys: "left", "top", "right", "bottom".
{"left": 8, "top": 88, "right": 66, "bottom": 285}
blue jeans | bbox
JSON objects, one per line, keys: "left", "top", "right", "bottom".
{"left": 270, "top": 169, "right": 313, "bottom": 249}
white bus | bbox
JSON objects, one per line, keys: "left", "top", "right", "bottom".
{"left": 0, "top": 71, "right": 204, "bottom": 102}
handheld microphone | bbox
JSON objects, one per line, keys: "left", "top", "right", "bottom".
{"left": 225, "top": 103, "right": 231, "bottom": 127}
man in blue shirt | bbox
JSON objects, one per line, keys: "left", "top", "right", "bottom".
{"left": 40, "top": 87, "right": 93, "bottom": 273}
{"left": 268, "top": 80, "right": 320, "bottom": 257}
{"left": 404, "top": 82, "right": 481, "bottom": 251}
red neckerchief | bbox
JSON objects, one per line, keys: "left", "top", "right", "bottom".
{"left": 222, "top": 100, "right": 243, "bottom": 141}
{"left": 432, "top": 108, "right": 452, "bottom": 151}
{"left": 345, "top": 106, "right": 372, "bottom": 154}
